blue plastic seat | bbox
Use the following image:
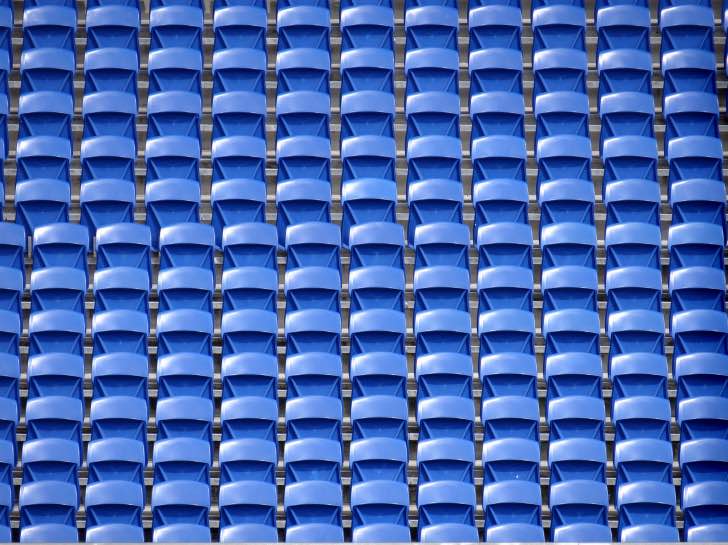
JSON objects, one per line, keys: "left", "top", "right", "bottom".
{"left": 80, "top": 180, "right": 135, "bottom": 234}
{"left": 417, "top": 435, "right": 475, "bottom": 483}
{"left": 20, "top": 48, "right": 75, "bottom": 96}
{"left": 24, "top": 393, "right": 83, "bottom": 445}
{"left": 219, "top": 435, "right": 276, "bottom": 485}
{"left": 155, "top": 395, "right": 213, "bottom": 443}
{"left": 660, "top": 5, "right": 714, "bottom": 56}
{"left": 482, "top": 393, "right": 539, "bottom": 441}
{"left": 470, "top": 92, "right": 524, "bottom": 141}
{"left": 82, "top": 91, "right": 137, "bottom": 141}
{"left": 285, "top": 267, "right": 340, "bottom": 312}
{"left": 668, "top": 223, "right": 725, "bottom": 271}
{"left": 0, "top": 268, "right": 21, "bottom": 314}
{"left": 22, "top": 5, "right": 76, "bottom": 52}
{"left": 664, "top": 92, "right": 719, "bottom": 147}
{"left": 471, "top": 135, "right": 527, "bottom": 187}
{"left": 674, "top": 351, "right": 728, "bottom": 406}
{"left": 211, "top": 180, "right": 266, "bottom": 247}
{"left": 147, "top": 92, "right": 200, "bottom": 140}
{"left": 342, "top": 136, "right": 396, "bottom": 187}
{"left": 156, "top": 309, "right": 213, "bottom": 358}
{"left": 222, "top": 267, "right": 277, "bottom": 313}
{"left": 0, "top": 311, "right": 19, "bottom": 363}
{"left": 211, "top": 137, "right": 266, "bottom": 192}
{"left": 221, "top": 397, "right": 278, "bottom": 443}
{"left": 80, "top": 136, "right": 136, "bottom": 185}
{"left": 221, "top": 352, "right": 278, "bottom": 400}
{"left": 285, "top": 309, "right": 341, "bottom": 356}
{"left": 92, "top": 310, "right": 149, "bottom": 356}
{"left": 84, "top": 480, "right": 144, "bottom": 543}
{"left": 482, "top": 437, "right": 539, "bottom": 487}
{"left": 285, "top": 399, "right": 342, "bottom": 443}
{"left": 83, "top": 48, "right": 138, "bottom": 95}
{"left": 405, "top": 6, "right": 458, "bottom": 51}
{"left": 350, "top": 435, "right": 406, "bottom": 486}
{"left": 614, "top": 437, "right": 673, "bottom": 489}
{"left": 349, "top": 266, "right": 405, "bottom": 314}
{"left": 349, "top": 309, "right": 405, "bottom": 363}
{"left": 212, "top": 49, "right": 266, "bottom": 95}
{"left": 678, "top": 388, "right": 728, "bottom": 438}
{"left": 598, "top": 49, "right": 652, "bottom": 100}
{"left": 213, "top": 4, "right": 267, "bottom": 51}
{"left": 222, "top": 222, "right": 278, "bottom": 270}
{"left": 482, "top": 481, "right": 543, "bottom": 541}
{"left": 535, "top": 135, "right": 592, "bottom": 189}
{"left": 406, "top": 135, "right": 461, "bottom": 187}
{"left": 276, "top": 136, "right": 331, "bottom": 184}
{"left": 90, "top": 396, "right": 147, "bottom": 446}
{"left": 153, "top": 436, "right": 211, "bottom": 485}
{"left": 415, "top": 308, "right": 471, "bottom": 358}
{"left": 599, "top": 92, "right": 655, "bottom": 146}
{"left": 284, "top": 481, "right": 343, "bottom": 542}
{"left": 616, "top": 481, "right": 678, "bottom": 542}
{"left": 532, "top": 5, "right": 585, "bottom": 52}
{"left": 602, "top": 136, "right": 658, "bottom": 190}
{"left": 86, "top": 437, "right": 144, "bottom": 487}
{"left": 30, "top": 267, "right": 85, "bottom": 314}
{"left": 407, "top": 180, "right": 464, "bottom": 242}
{"left": 670, "top": 179, "right": 726, "bottom": 234}
{"left": 350, "top": 351, "right": 406, "bottom": 400}
{"left": 543, "top": 350, "right": 601, "bottom": 400}
{"left": 151, "top": 481, "right": 211, "bottom": 542}
{"left": 147, "top": 47, "right": 202, "bottom": 95}
{"left": 477, "top": 223, "right": 533, "bottom": 270}
{"left": 285, "top": 353, "right": 341, "bottom": 401}
{"left": 351, "top": 394, "right": 407, "bottom": 443}
{"left": 218, "top": 479, "right": 278, "bottom": 542}
{"left": 276, "top": 180, "right": 332, "bottom": 243}
{"left": 672, "top": 309, "right": 728, "bottom": 364}
{"left": 550, "top": 440, "right": 605, "bottom": 486}
{"left": 341, "top": 180, "right": 397, "bottom": 244}
{"left": 19, "top": 92, "right": 73, "bottom": 141}
{"left": 276, "top": 91, "right": 330, "bottom": 139}
{"left": 538, "top": 180, "right": 595, "bottom": 227}
{"left": 340, "top": 89, "right": 394, "bottom": 140}
{"left": 276, "top": 6, "right": 330, "bottom": 51}
{"left": 91, "top": 353, "right": 148, "bottom": 400}
{"left": 149, "top": 5, "right": 203, "bottom": 51}
{"left": 221, "top": 309, "right": 277, "bottom": 357}
{"left": 480, "top": 351, "right": 537, "bottom": 401}
{"left": 85, "top": 4, "right": 140, "bottom": 51}
{"left": 418, "top": 481, "right": 478, "bottom": 542}
{"left": 158, "top": 223, "right": 214, "bottom": 272}
{"left": 341, "top": 4, "right": 393, "bottom": 51}
{"left": 27, "top": 354, "right": 82, "bottom": 408}
{"left": 27, "top": 309, "right": 84, "bottom": 358}
{"left": 683, "top": 481, "right": 728, "bottom": 542}
{"left": 680, "top": 436, "right": 728, "bottom": 488}
{"left": 157, "top": 353, "right": 213, "bottom": 401}
{"left": 608, "top": 309, "right": 664, "bottom": 360}
{"left": 413, "top": 223, "right": 469, "bottom": 270}
{"left": 613, "top": 396, "right": 671, "bottom": 442}
{"left": 535, "top": 92, "right": 589, "bottom": 141}
{"left": 407, "top": 92, "right": 460, "bottom": 142}
{"left": 667, "top": 136, "right": 723, "bottom": 185}
{"left": 285, "top": 222, "right": 340, "bottom": 270}
{"left": 548, "top": 395, "right": 604, "bottom": 441}
{"left": 606, "top": 266, "right": 662, "bottom": 317}
{"left": 468, "top": 5, "right": 521, "bottom": 51}
{"left": 158, "top": 267, "right": 213, "bottom": 313}
{"left": 212, "top": 92, "right": 266, "bottom": 140}
{"left": 472, "top": 179, "right": 528, "bottom": 236}
{"left": 604, "top": 179, "right": 660, "bottom": 226}
{"left": 95, "top": 223, "right": 151, "bottom": 273}
{"left": 405, "top": 48, "right": 459, "bottom": 95}
{"left": 145, "top": 135, "right": 201, "bottom": 184}
{"left": 469, "top": 48, "right": 523, "bottom": 95}
{"left": 276, "top": 48, "right": 331, "bottom": 94}
{"left": 533, "top": 48, "right": 587, "bottom": 98}
{"left": 661, "top": 49, "right": 717, "bottom": 98}
{"left": 543, "top": 308, "right": 600, "bottom": 358}
{"left": 596, "top": 5, "right": 650, "bottom": 53}
{"left": 550, "top": 482, "right": 611, "bottom": 541}
{"left": 605, "top": 223, "right": 661, "bottom": 270}
{"left": 610, "top": 353, "right": 668, "bottom": 403}
{"left": 19, "top": 481, "right": 79, "bottom": 542}
{"left": 350, "top": 480, "right": 409, "bottom": 542}
{"left": 414, "top": 266, "right": 469, "bottom": 314}
{"left": 416, "top": 352, "right": 473, "bottom": 402}
{"left": 16, "top": 136, "right": 72, "bottom": 185}
{"left": 0, "top": 223, "right": 25, "bottom": 278}
{"left": 348, "top": 222, "right": 404, "bottom": 270}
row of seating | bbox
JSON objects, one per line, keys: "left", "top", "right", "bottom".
{"left": 660, "top": 1, "right": 728, "bottom": 542}
{"left": 0, "top": 0, "right": 10, "bottom": 171}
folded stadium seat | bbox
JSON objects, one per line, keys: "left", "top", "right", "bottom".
{"left": 538, "top": 180, "right": 595, "bottom": 227}
{"left": 549, "top": 480, "right": 611, "bottom": 541}
{"left": 285, "top": 308, "right": 341, "bottom": 357}
{"left": 340, "top": 3, "right": 393, "bottom": 51}
{"left": 661, "top": 49, "right": 717, "bottom": 100}
{"left": 677, "top": 348, "right": 728, "bottom": 406}
{"left": 548, "top": 394, "right": 605, "bottom": 444}
{"left": 80, "top": 180, "right": 136, "bottom": 235}
{"left": 341, "top": 179, "right": 397, "bottom": 243}
{"left": 416, "top": 352, "right": 473, "bottom": 403}
{"left": 31, "top": 223, "right": 89, "bottom": 276}
{"left": 540, "top": 222, "right": 597, "bottom": 272}
{"left": 417, "top": 481, "right": 478, "bottom": 542}
{"left": 83, "top": 48, "right": 139, "bottom": 96}
{"left": 221, "top": 351, "right": 278, "bottom": 400}
{"left": 667, "top": 136, "right": 723, "bottom": 187}
{"left": 407, "top": 91, "right": 460, "bottom": 142}
{"left": 407, "top": 180, "right": 465, "bottom": 242}
{"left": 350, "top": 480, "right": 410, "bottom": 542}
{"left": 15, "top": 135, "right": 71, "bottom": 186}
{"left": 535, "top": 135, "right": 592, "bottom": 192}
{"left": 482, "top": 480, "right": 543, "bottom": 542}
{"left": 532, "top": 4, "right": 586, "bottom": 54}
{"left": 158, "top": 267, "right": 214, "bottom": 313}
{"left": 480, "top": 349, "right": 537, "bottom": 400}
{"left": 660, "top": 5, "right": 714, "bottom": 56}
{"left": 413, "top": 223, "right": 469, "bottom": 270}
{"left": 26, "top": 353, "right": 83, "bottom": 403}
{"left": 149, "top": 4, "right": 203, "bottom": 51}
{"left": 477, "top": 222, "right": 533, "bottom": 269}
{"left": 158, "top": 223, "right": 214, "bottom": 272}
{"left": 614, "top": 436, "right": 673, "bottom": 492}
{"left": 669, "top": 266, "right": 726, "bottom": 321}
{"left": 482, "top": 391, "right": 540, "bottom": 442}
{"left": 533, "top": 48, "right": 587, "bottom": 103}
{"left": 276, "top": 179, "right": 332, "bottom": 243}
{"left": 471, "top": 135, "right": 527, "bottom": 189}
{"left": 82, "top": 91, "right": 137, "bottom": 142}
{"left": 595, "top": 4, "right": 650, "bottom": 54}
{"left": 616, "top": 480, "right": 679, "bottom": 542}
{"left": 598, "top": 92, "right": 655, "bottom": 146}
{"left": 478, "top": 308, "right": 535, "bottom": 361}
{"left": 277, "top": 91, "right": 329, "bottom": 141}
{"left": 672, "top": 310, "right": 728, "bottom": 363}
{"left": 221, "top": 267, "right": 277, "bottom": 313}
{"left": 24, "top": 393, "right": 83, "bottom": 447}
{"left": 348, "top": 222, "right": 404, "bottom": 271}
{"left": 276, "top": 136, "right": 331, "bottom": 190}
{"left": 670, "top": 178, "right": 726, "bottom": 235}
{"left": 91, "top": 353, "right": 148, "bottom": 400}
{"left": 213, "top": 3, "right": 267, "bottom": 52}
{"left": 218, "top": 479, "right": 278, "bottom": 542}
{"left": 95, "top": 223, "right": 151, "bottom": 274}
{"left": 276, "top": 47, "right": 330, "bottom": 95}
{"left": 19, "top": 481, "right": 79, "bottom": 542}
{"left": 220, "top": 396, "right": 278, "bottom": 443}
{"left": 91, "top": 309, "right": 149, "bottom": 357}
{"left": 157, "top": 354, "right": 213, "bottom": 401}
{"left": 597, "top": 49, "right": 652, "bottom": 102}
{"left": 405, "top": 47, "right": 459, "bottom": 96}
{"left": 668, "top": 222, "right": 725, "bottom": 271}
{"left": 350, "top": 391, "right": 408, "bottom": 441}
{"left": 348, "top": 266, "right": 405, "bottom": 313}
{"left": 284, "top": 222, "right": 340, "bottom": 271}
{"left": 26, "top": 309, "right": 83, "bottom": 357}
{"left": 285, "top": 267, "right": 340, "bottom": 312}
{"left": 544, "top": 352, "right": 602, "bottom": 402}
{"left": 18, "top": 92, "right": 73, "bottom": 141}
{"left": 406, "top": 135, "right": 462, "bottom": 191}
{"left": 80, "top": 136, "right": 136, "bottom": 185}
{"left": 211, "top": 135, "right": 266, "bottom": 189}
{"left": 468, "top": 4, "right": 521, "bottom": 52}
{"left": 0, "top": 268, "right": 21, "bottom": 313}
{"left": 89, "top": 396, "right": 147, "bottom": 449}
{"left": 156, "top": 309, "right": 213, "bottom": 358}
{"left": 405, "top": 4, "right": 458, "bottom": 51}
{"left": 286, "top": 352, "right": 341, "bottom": 400}
{"left": 284, "top": 481, "right": 344, "bottom": 542}
{"left": 20, "top": 48, "right": 75, "bottom": 96}
{"left": 605, "top": 223, "right": 661, "bottom": 271}
{"left": 414, "top": 265, "right": 469, "bottom": 314}
{"left": 469, "top": 47, "right": 523, "bottom": 95}
{"left": 85, "top": 3, "right": 140, "bottom": 51}
{"left": 144, "top": 181, "right": 201, "bottom": 249}
{"left": 84, "top": 480, "right": 145, "bottom": 542}
{"left": 606, "top": 266, "right": 662, "bottom": 319}
{"left": 22, "top": 5, "right": 76, "bottom": 52}
{"left": 151, "top": 481, "right": 211, "bottom": 542}
{"left": 212, "top": 48, "right": 267, "bottom": 96}
{"left": 222, "top": 222, "right": 278, "bottom": 270}
{"left": 472, "top": 179, "right": 528, "bottom": 236}
{"left": 470, "top": 92, "right": 525, "bottom": 141}
{"left": 610, "top": 352, "right": 669, "bottom": 404}
{"left": 683, "top": 481, "right": 728, "bottom": 542}
{"left": 211, "top": 91, "right": 266, "bottom": 141}
{"left": 679, "top": 396, "right": 728, "bottom": 443}
{"left": 601, "top": 135, "right": 659, "bottom": 193}
{"left": 613, "top": 396, "right": 671, "bottom": 447}
{"left": 145, "top": 135, "right": 201, "bottom": 186}
{"left": 663, "top": 91, "right": 719, "bottom": 146}
{"left": 340, "top": 88, "right": 394, "bottom": 142}
{"left": 221, "top": 309, "right": 277, "bottom": 357}
{"left": 30, "top": 267, "right": 85, "bottom": 314}
{"left": 604, "top": 178, "right": 661, "bottom": 226}
{"left": 147, "top": 47, "right": 202, "bottom": 96}
{"left": 482, "top": 437, "right": 539, "bottom": 486}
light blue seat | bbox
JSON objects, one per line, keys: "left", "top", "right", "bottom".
{"left": 151, "top": 481, "right": 211, "bottom": 542}
{"left": 532, "top": 4, "right": 586, "bottom": 52}
{"left": 212, "top": 48, "right": 266, "bottom": 95}
{"left": 144, "top": 180, "right": 201, "bottom": 249}
{"left": 156, "top": 309, "right": 213, "bottom": 357}
{"left": 341, "top": 184, "right": 397, "bottom": 246}
{"left": 285, "top": 222, "right": 341, "bottom": 271}
{"left": 15, "top": 180, "right": 70, "bottom": 235}
{"left": 482, "top": 480, "right": 543, "bottom": 542}
{"left": 469, "top": 48, "right": 523, "bottom": 95}
{"left": 418, "top": 481, "right": 478, "bottom": 542}
{"left": 598, "top": 49, "right": 652, "bottom": 99}
{"left": 276, "top": 6, "right": 330, "bottom": 51}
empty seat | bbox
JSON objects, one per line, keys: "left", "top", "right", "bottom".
{"left": 613, "top": 396, "right": 671, "bottom": 442}
{"left": 596, "top": 5, "right": 650, "bottom": 53}
{"left": 349, "top": 266, "right": 405, "bottom": 314}
{"left": 218, "top": 479, "right": 278, "bottom": 543}
{"left": 472, "top": 179, "right": 528, "bottom": 235}
{"left": 14, "top": 180, "right": 70, "bottom": 235}
{"left": 668, "top": 223, "right": 725, "bottom": 271}
{"left": 667, "top": 136, "right": 723, "bottom": 186}
{"left": 222, "top": 267, "right": 277, "bottom": 313}
{"left": 0, "top": 268, "right": 21, "bottom": 314}
{"left": 19, "top": 92, "right": 73, "bottom": 141}
{"left": 416, "top": 352, "right": 473, "bottom": 402}
{"left": 83, "top": 48, "right": 139, "bottom": 95}
{"left": 477, "top": 223, "right": 533, "bottom": 271}
{"left": 532, "top": 4, "right": 585, "bottom": 53}
{"left": 405, "top": 48, "right": 458, "bottom": 96}
{"left": 285, "top": 267, "right": 340, "bottom": 313}
{"left": 22, "top": 5, "right": 76, "bottom": 52}
{"left": 471, "top": 135, "right": 527, "bottom": 186}
{"left": 25, "top": 394, "right": 83, "bottom": 445}
{"left": 683, "top": 481, "right": 728, "bottom": 542}
{"left": 221, "top": 396, "right": 278, "bottom": 443}
{"left": 414, "top": 266, "right": 469, "bottom": 314}
{"left": 670, "top": 179, "right": 726, "bottom": 234}
{"left": 407, "top": 92, "right": 459, "bottom": 142}
{"left": 405, "top": 5, "right": 458, "bottom": 51}
{"left": 211, "top": 180, "right": 266, "bottom": 248}
{"left": 606, "top": 266, "right": 662, "bottom": 316}
{"left": 0, "top": 223, "right": 26, "bottom": 276}
{"left": 661, "top": 49, "right": 716, "bottom": 98}
{"left": 140, "top": 178, "right": 198, "bottom": 250}
{"left": 221, "top": 309, "right": 277, "bottom": 357}
{"left": 350, "top": 480, "right": 410, "bottom": 542}
{"left": 284, "top": 481, "right": 344, "bottom": 542}
{"left": 85, "top": 4, "right": 140, "bottom": 51}
{"left": 599, "top": 92, "right": 655, "bottom": 145}
{"left": 544, "top": 353, "right": 602, "bottom": 401}
{"left": 30, "top": 267, "right": 86, "bottom": 313}
{"left": 348, "top": 222, "right": 404, "bottom": 271}
{"left": 156, "top": 308, "right": 213, "bottom": 358}
{"left": 538, "top": 179, "right": 595, "bottom": 227}
{"left": 91, "top": 309, "right": 148, "bottom": 357}
{"left": 212, "top": 91, "right": 266, "bottom": 140}
{"left": 276, "top": 6, "right": 330, "bottom": 51}
{"left": 468, "top": 5, "right": 521, "bottom": 51}
{"left": 482, "top": 394, "right": 540, "bottom": 442}
{"left": 550, "top": 480, "right": 611, "bottom": 541}
{"left": 614, "top": 437, "right": 673, "bottom": 489}
{"left": 95, "top": 223, "right": 151, "bottom": 273}
{"left": 151, "top": 481, "right": 211, "bottom": 542}
{"left": 90, "top": 396, "right": 147, "bottom": 447}
{"left": 147, "top": 47, "right": 202, "bottom": 95}
{"left": 158, "top": 267, "right": 214, "bottom": 313}
{"left": 211, "top": 136, "right": 266, "bottom": 185}
{"left": 408, "top": 180, "right": 465, "bottom": 242}
{"left": 598, "top": 49, "right": 652, "bottom": 99}
{"left": 0, "top": 312, "right": 19, "bottom": 363}
{"left": 221, "top": 352, "right": 278, "bottom": 400}
{"left": 276, "top": 136, "right": 331, "bottom": 185}
{"left": 604, "top": 178, "right": 660, "bottom": 226}
{"left": 535, "top": 91, "right": 589, "bottom": 141}
{"left": 82, "top": 91, "right": 137, "bottom": 142}
{"left": 660, "top": 5, "right": 714, "bottom": 56}
{"left": 276, "top": 179, "right": 332, "bottom": 243}
{"left": 469, "top": 48, "right": 523, "bottom": 95}
{"left": 415, "top": 308, "right": 471, "bottom": 358}
{"left": 533, "top": 48, "right": 587, "bottom": 98}
{"left": 664, "top": 92, "right": 719, "bottom": 147}
{"left": 91, "top": 353, "right": 148, "bottom": 400}
{"left": 413, "top": 223, "right": 469, "bottom": 270}
{"left": 340, "top": 3, "right": 394, "bottom": 51}
{"left": 147, "top": 92, "right": 200, "bottom": 141}
{"left": 616, "top": 481, "right": 678, "bottom": 542}
{"left": 470, "top": 92, "right": 525, "bottom": 140}
{"left": 547, "top": 395, "right": 605, "bottom": 440}
{"left": 145, "top": 135, "right": 201, "bottom": 184}
{"left": 80, "top": 180, "right": 136, "bottom": 234}
{"left": 610, "top": 353, "right": 669, "bottom": 403}
{"left": 342, "top": 136, "right": 396, "bottom": 189}
{"left": 276, "top": 91, "right": 329, "bottom": 140}
{"left": 19, "top": 481, "right": 79, "bottom": 542}
{"left": 602, "top": 136, "right": 658, "bottom": 191}
{"left": 149, "top": 5, "right": 203, "bottom": 51}
{"left": 678, "top": 394, "right": 728, "bottom": 442}
{"left": 341, "top": 180, "right": 397, "bottom": 244}
{"left": 340, "top": 89, "right": 395, "bottom": 140}
{"left": 16, "top": 136, "right": 71, "bottom": 185}
{"left": 418, "top": 481, "right": 478, "bottom": 542}
{"left": 406, "top": 135, "right": 462, "bottom": 187}
{"left": 482, "top": 481, "right": 543, "bottom": 542}
{"left": 608, "top": 310, "right": 665, "bottom": 363}
{"left": 20, "top": 48, "right": 75, "bottom": 96}
{"left": 212, "top": 48, "right": 266, "bottom": 95}
{"left": 605, "top": 223, "right": 661, "bottom": 271}
{"left": 543, "top": 308, "right": 600, "bottom": 358}
{"left": 276, "top": 48, "right": 330, "bottom": 95}
{"left": 222, "top": 222, "right": 278, "bottom": 270}
{"left": 84, "top": 480, "right": 144, "bottom": 542}
{"left": 285, "top": 309, "right": 341, "bottom": 356}
{"left": 158, "top": 223, "right": 214, "bottom": 272}
{"left": 28, "top": 309, "right": 85, "bottom": 358}
{"left": 536, "top": 135, "right": 592, "bottom": 188}
{"left": 213, "top": 4, "right": 267, "bottom": 52}
{"left": 285, "top": 222, "right": 340, "bottom": 270}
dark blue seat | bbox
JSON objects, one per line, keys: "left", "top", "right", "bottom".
{"left": 212, "top": 92, "right": 266, "bottom": 140}
{"left": 213, "top": 5, "right": 267, "bottom": 51}
{"left": 598, "top": 49, "right": 651, "bottom": 100}
{"left": 545, "top": 353, "right": 602, "bottom": 401}
{"left": 212, "top": 48, "right": 266, "bottom": 95}
{"left": 416, "top": 352, "right": 473, "bottom": 401}
{"left": 221, "top": 352, "right": 278, "bottom": 400}
{"left": 82, "top": 91, "right": 137, "bottom": 141}
{"left": 482, "top": 481, "right": 543, "bottom": 541}
{"left": 276, "top": 136, "right": 331, "bottom": 184}
{"left": 659, "top": 5, "right": 714, "bottom": 56}
{"left": 157, "top": 353, "right": 213, "bottom": 401}
{"left": 158, "top": 223, "right": 215, "bottom": 272}
{"left": 351, "top": 352, "right": 407, "bottom": 399}
{"left": 285, "top": 309, "right": 341, "bottom": 356}
{"left": 220, "top": 397, "right": 278, "bottom": 442}
{"left": 16, "top": 136, "right": 72, "bottom": 185}
{"left": 276, "top": 6, "right": 330, "bottom": 51}
{"left": 222, "top": 267, "right": 277, "bottom": 313}
{"left": 616, "top": 481, "right": 678, "bottom": 542}
{"left": 668, "top": 223, "right": 725, "bottom": 271}
{"left": 405, "top": 6, "right": 458, "bottom": 51}
{"left": 158, "top": 267, "right": 214, "bottom": 313}
{"left": 149, "top": 5, "right": 203, "bottom": 51}
{"left": 674, "top": 351, "right": 728, "bottom": 404}
{"left": 91, "top": 353, "right": 148, "bottom": 400}
{"left": 95, "top": 223, "right": 151, "bottom": 273}
{"left": 221, "top": 309, "right": 278, "bottom": 357}
{"left": 22, "top": 5, "right": 76, "bottom": 52}
{"left": 469, "top": 48, "right": 523, "bottom": 95}
{"left": 276, "top": 179, "right": 332, "bottom": 243}
{"left": 151, "top": 481, "right": 211, "bottom": 542}
{"left": 19, "top": 92, "right": 73, "bottom": 141}
{"left": 222, "top": 222, "right": 278, "bottom": 270}
{"left": 85, "top": 4, "right": 140, "bottom": 51}
{"left": 349, "top": 266, "right": 405, "bottom": 313}
{"left": 532, "top": 4, "right": 585, "bottom": 52}
{"left": 533, "top": 48, "right": 587, "bottom": 98}
{"left": 596, "top": 5, "right": 650, "bottom": 53}
{"left": 538, "top": 179, "right": 595, "bottom": 227}
{"left": 667, "top": 136, "right": 723, "bottom": 185}
{"left": 407, "top": 180, "right": 464, "bottom": 242}
{"left": 156, "top": 309, "right": 213, "bottom": 357}
{"left": 614, "top": 437, "right": 673, "bottom": 488}
{"left": 20, "top": 48, "right": 75, "bottom": 96}
{"left": 285, "top": 267, "right": 340, "bottom": 312}
{"left": 341, "top": 180, "right": 397, "bottom": 245}
{"left": 468, "top": 5, "right": 521, "bottom": 51}
{"left": 606, "top": 266, "right": 662, "bottom": 317}
{"left": 418, "top": 481, "right": 478, "bottom": 542}
{"left": 83, "top": 48, "right": 138, "bottom": 95}
{"left": 19, "top": 481, "right": 79, "bottom": 543}
{"left": 145, "top": 135, "right": 201, "bottom": 184}
{"left": 547, "top": 395, "right": 605, "bottom": 441}
{"left": 604, "top": 178, "right": 660, "bottom": 226}
{"left": 276, "top": 48, "right": 330, "bottom": 94}
{"left": 405, "top": 48, "right": 459, "bottom": 95}
{"left": 661, "top": 49, "right": 716, "bottom": 98}
{"left": 285, "top": 222, "right": 341, "bottom": 270}
{"left": 340, "top": 4, "right": 394, "bottom": 51}
{"left": 147, "top": 47, "right": 202, "bottom": 95}
{"left": 80, "top": 136, "right": 136, "bottom": 184}
{"left": 218, "top": 479, "right": 278, "bottom": 542}
{"left": 284, "top": 481, "right": 343, "bottom": 542}
{"left": 84, "top": 480, "right": 144, "bottom": 543}
{"left": 80, "top": 180, "right": 135, "bottom": 234}
{"left": 350, "top": 480, "right": 410, "bottom": 542}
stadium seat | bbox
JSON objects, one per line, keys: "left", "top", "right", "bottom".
{"left": 157, "top": 353, "right": 213, "bottom": 401}
{"left": 668, "top": 223, "right": 725, "bottom": 271}
{"left": 82, "top": 91, "right": 137, "bottom": 142}
{"left": 213, "top": 48, "right": 266, "bottom": 96}
{"left": 85, "top": 4, "right": 140, "bottom": 51}
{"left": 418, "top": 481, "right": 478, "bottom": 542}
{"left": 285, "top": 308, "right": 341, "bottom": 356}
{"left": 604, "top": 178, "right": 660, "bottom": 226}
{"left": 158, "top": 223, "right": 215, "bottom": 272}
{"left": 221, "top": 352, "right": 278, "bottom": 400}
{"left": 284, "top": 481, "right": 344, "bottom": 542}
{"left": 661, "top": 49, "right": 716, "bottom": 99}
{"left": 20, "top": 48, "right": 75, "bottom": 96}
{"left": 221, "top": 309, "right": 277, "bottom": 357}
{"left": 660, "top": 5, "right": 714, "bottom": 56}
{"left": 276, "top": 136, "right": 331, "bottom": 185}
{"left": 285, "top": 267, "right": 340, "bottom": 312}
{"left": 84, "top": 480, "right": 144, "bottom": 542}
{"left": 610, "top": 353, "right": 669, "bottom": 402}
{"left": 532, "top": 4, "right": 585, "bottom": 52}
{"left": 341, "top": 180, "right": 397, "bottom": 244}
{"left": 285, "top": 222, "right": 340, "bottom": 270}
{"left": 613, "top": 396, "right": 671, "bottom": 442}
{"left": 599, "top": 92, "right": 655, "bottom": 146}
{"left": 16, "top": 136, "right": 72, "bottom": 185}
{"left": 674, "top": 352, "right": 728, "bottom": 404}
{"left": 211, "top": 179, "right": 266, "bottom": 247}
{"left": 596, "top": 5, "right": 650, "bottom": 53}
{"left": 276, "top": 179, "right": 332, "bottom": 243}
{"left": 95, "top": 223, "right": 151, "bottom": 274}
{"left": 19, "top": 481, "right": 79, "bottom": 542}
{"left": 91, "top": 353, "right": 148, "bottom": 400}
{"left": 482, "top": 481, "right": 543, "bottom": 542}
{"left": 218, "top": 479, "right": 278, "bottom": 542}
{"left": 615, "top": 437, "right": 673, "bottom": 489}
{"left": 616, "top": 481, "right": 678, "bottom": 542}
{"left": 151, "top": 481, "right": 211, "bottom": 542}
{"left": 158, "top": 267, "right": 214, "bottom": 313}
{"left": 14, "top": 180, "right": 70, "bottom": 235}
{"left": 547, "top": 395, "right": 605, "bottom": 441}
{"left": 533, "top": 48, "right": 587, "bottom": 98}
{"left": 30, "top": 267, "right": 86, "bottom": 313}
{"left": 470, "top": 92, "right": 525, "bottom": 141}
{"left": 222, "top": 222, "right": 278, "bottom": 270}
{"left": 90, "top": 396, "right": 147, "bottom": 446}
{"left": 276, "top": 6, "right": 330, "bottom": 51}
{"left": 276, "top": 48, "right": 330, "bottom": 95}
{"left": 340, "top": 88, "right": 394, "bottom": 139}
{"left": 598, "top": 49, "right": 652, "bottom": 100}
{"left": 482, "top": 395, "right": 540, "bottom": 442}
{"left": 84, "top": 48, "right": 138, "bottom": 95}
{"left": 212, "top": 91, "right": 266, "bottom": 140}
{"left": 538, "top": 179, "right": 595, "bottom": 227}
{"left": 535, "top": 135, "right": 592, "bottom": 189}
{"left": 472, "top": 135, "right": 527, "bottom": 186}
{"left": 156, "top": 309, "right": 213, "bottom": 357}
{"left": 19, "top": 92, "right": 73, "bottom": 141}
{"left": 80, "top": 180, "right": 135, "bottom": 234}
{"left": 28, "top": 309, "right": 85, "bottom": 358}
{"left": 144, "top": 180, "right": 201, "bottom": 249}
{"left": 27, "top": 353, "right": 83, "bottom": 402}
{"left": 340, "top": 3, "right": 394, "bottom": 51}
{"left": 407, "top": 180, "right": 465, "bottom": 242}
{"left": 0, "top": 223, "right": 26, "bottom": 277}
{"left": 468, "top": 5, "right": 521, "bottom": 51}
{"left": 22, "top": 5, "right": 76, "bottom": 52}
{"left": 406, "top": 135, "right": 462, "bottom": 188}
{"left": 213, "top": 3, "right": 267, "bottom": 51}
{"left": 544, "top": 353, "right": 602, "bottom": 401}
{"left": 670, "top": 179, "right": 726, "bottom": 233}
{"left": 149, "top": 5, "right": 203, "bottom": 51}
{"left": 469, "top": 48, "right": 523, "bottom": 95}
{"left": 222, "top": 267, "right": 277, "bottom": 313}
